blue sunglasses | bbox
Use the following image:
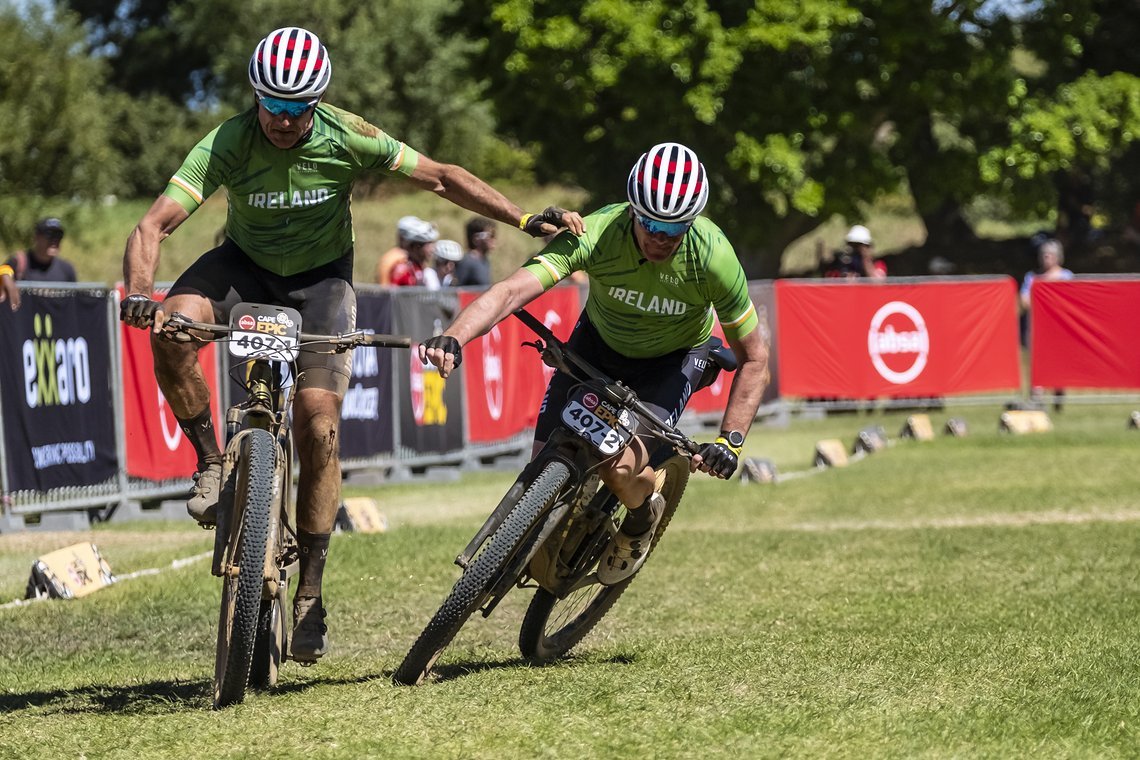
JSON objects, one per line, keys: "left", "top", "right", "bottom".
{"left": 258, "top": 95, "right": 319, "bottom": 117}
{"left": 636, "top": 214, "right": 692, "bottom": 237}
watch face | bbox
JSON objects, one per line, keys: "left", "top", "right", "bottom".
{"left": 724, "top": 431, "right": 745, "bottom": 448}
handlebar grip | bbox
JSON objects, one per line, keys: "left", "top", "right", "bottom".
{"left": 361, "top": 333, "right": 412, "bottom": 348}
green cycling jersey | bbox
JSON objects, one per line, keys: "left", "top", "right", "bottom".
{"left": 522, "top": 203, "right": 758, "bottom": 358}
{"left": 163, "top": 103, "right": 420, "bottom": 276}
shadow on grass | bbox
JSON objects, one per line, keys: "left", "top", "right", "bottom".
{"left": 0, "top": 671, "right": 393, "bottom": 714}
{"left": 400, "top": 651, "right": 636, "bottom": 685}
{"left": 0, "top": 677, "right": 213, "bottom": 714}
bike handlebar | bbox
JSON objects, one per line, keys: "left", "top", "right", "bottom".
{"left": 511, "top": 308, "right": 700, "bottom": 457}
{"left": 159, "top": 312, "right": 411, "bottom": 350}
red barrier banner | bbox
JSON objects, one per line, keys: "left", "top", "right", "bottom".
{"left": 1030, "top": 279, "right": 1140, "bottom": 389}
{"left": 775, "top": 278, "right": 1020, "bottom": 397}
{"left": 120, "top": 292, "right": 221, "bottom": 480}
{"left": 461, "top": 285, "right": 581, "bottom": 443}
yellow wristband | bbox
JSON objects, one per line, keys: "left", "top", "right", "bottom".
{"left": 715, "top": 436, "right": 743, "bottom": 457}
{"left": 0, "top": 264, "right": 13, "bottom": 279}
{"left": 518, "top": 213, "right": 534, "bottom": 230}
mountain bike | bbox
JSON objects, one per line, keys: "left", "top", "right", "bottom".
{"left": 155, "top": 303, "right": 409, "bottom": 709}
{"left": 392, "top": 308, "right": 736, "bottom": 685}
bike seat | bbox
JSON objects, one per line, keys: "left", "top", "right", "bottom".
{"left": 708, "top": 337, "right": 738, "bottom": 373}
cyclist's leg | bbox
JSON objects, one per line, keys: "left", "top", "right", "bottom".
{"left": 280, "top": 259, "right": 355, "bottom": 661}
{"left": 161, "top": 240, "right": 271, "bottom": 522}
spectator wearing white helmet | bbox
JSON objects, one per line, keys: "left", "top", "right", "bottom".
{"left": 119, "top": 25, "right": 586, "bottom": 665}
{"left": 376, "top": 215, "right": 422, "bottom": 285}
{"left": 421, "top": 142, "right": 770, "bottom": 585}
{"left": 824, "top": 224, "right": 886, "bottom": 280}
{"left": 390, "top": 219, "right": 441, "bottom": 288}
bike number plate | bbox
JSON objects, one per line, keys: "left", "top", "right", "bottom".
{"left": 561, "top": 398, "right": 631, "bottom": 456}
{"left": 228, "top": 303, "right": 302, "bottom": 361}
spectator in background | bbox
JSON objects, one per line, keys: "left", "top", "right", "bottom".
{"left": 455, "top": 216, "right": 496, "bottom": 286}
{"left": 433, "top": 239, "right": 464, "bottom": 287}
{"left": 1020, "top": 238, "right": 1073, "bottom": 312}
{"left": 0, "top": 262, "right": 18, "bottom": 310}
{"left": 1020, "top": 238, "right": 1073, "bottom": 411}
{"left": 377, "top": 216, "right": 428, "bottom": 285}
{"left": 6, "top": 218, "right": 78, "bottom": 283}
{"left": 389, "top": 220, "right": 440, "bottom": 288}
{"left": 823, "top": 225, "right": 886, "bottom": 280}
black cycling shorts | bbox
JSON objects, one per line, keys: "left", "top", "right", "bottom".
{"left": 533, "top": 312, "right": 712, "bottom": 450}
{"left": 168, "top": 239, "right": 356, "bottom": 395}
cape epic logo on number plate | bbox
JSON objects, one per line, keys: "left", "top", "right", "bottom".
{"left": 867, "top": 301, "right": 929, "bottom": 384}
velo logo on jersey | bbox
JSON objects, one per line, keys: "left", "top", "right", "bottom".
{"left": 22, "top": 312, "right": 93, "bottom": 408}
{"left": 867, "top": 301, "right": 930, "bottom": 384}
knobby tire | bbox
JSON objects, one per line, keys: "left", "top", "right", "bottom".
{"left": 214, "top": 429, "right": 277, "bottom": 709}
{"left": 518, "top": 455, "right": 689, "bottom": 663}
{"left": 393, "top": 460, "right": 572, "bottom": 686}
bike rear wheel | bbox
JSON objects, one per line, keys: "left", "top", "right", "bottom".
{"left": 393, "top": 459, "right": 572, "bottom": 686}
{"left": 213, "top": 429, "right": 277, "bottom": 709}
{"left": 518, "top": 455, "right": 688, "bottom": 664}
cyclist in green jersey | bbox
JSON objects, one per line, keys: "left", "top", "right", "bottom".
{"left": 119, "top": 26, "right": 583, "bottom": 663}
{"left": 422, "top": 142, "right": 769, "bottom": 585}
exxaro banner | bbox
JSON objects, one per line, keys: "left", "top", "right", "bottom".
{"left": 0, "top": 293, "right": 117, "bottom": 491}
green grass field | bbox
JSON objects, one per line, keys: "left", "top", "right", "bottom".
{"left": 2, "top": 403, "right": 1139, "bottom": 758}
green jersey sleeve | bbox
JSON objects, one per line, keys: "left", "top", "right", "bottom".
{"left": 522, "top": 203, "right": 756, "bottom": 357}
{"left": 159, "top": 104, "right": 423, "bottom": 276}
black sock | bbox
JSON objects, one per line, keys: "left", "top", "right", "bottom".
{"left": 621, "top": 494, "right": 657, "bottom": 534}
{"left": 176, "top": 406, "right": 222, "bottom": 470}
{"left": 296, "top": 530, "right": 331, "bottom": 599}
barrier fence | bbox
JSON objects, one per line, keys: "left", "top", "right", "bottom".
{"left": 1, "top": 275, "right": 1137, "bottom": 527}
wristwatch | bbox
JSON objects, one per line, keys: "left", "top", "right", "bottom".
{"left": 720, "top": 430, "right": 746, "bottom": 449}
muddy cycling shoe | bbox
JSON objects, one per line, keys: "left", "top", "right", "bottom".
{"left": 291, "top": 596, "right": 329, "bottom": 664}
{"left": 186, "top": 462, "right": 223, "bottom": 526}
{"left": 597, "top": 492, "right": 665, "bottom": 586}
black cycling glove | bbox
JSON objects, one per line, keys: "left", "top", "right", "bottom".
{"left": 120, "top": 293, "right": 161, "bottom": 328}
{"left": 422, "top": 334, "right": 462, "bottom": 368}
{"left": 697, "top": 436, "right": 742, "bottom": 479}
{"left": 519, "top": 206, "right": 569, "bottom": 238}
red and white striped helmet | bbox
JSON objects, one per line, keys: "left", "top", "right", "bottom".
{"left": 248, "top": 27, "right": 332, "bottom": 100}
{"left": 626, "top": 142, "right": 709, "bottom": 223}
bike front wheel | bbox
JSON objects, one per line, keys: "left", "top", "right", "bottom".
{"left": 518, "top": 454, "right": 689, "bottom": 664}
{"left": 213, "top": 428, "right": 277, "bottom": 709}
{"left": 393, "top": 459, "right": 572, "bottom": 686}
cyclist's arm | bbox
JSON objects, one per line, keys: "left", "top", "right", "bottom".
{"left": 719, "top": 327, "right": 770, "bottom": 439}
{"left": 123, "top": 195, "right": 190, "bottom": 296}
{"left": 421, "top": 268, "right": 546, "bottom": 378}
{"left": 407, "top": 155, "right": 584, "bottom": 237}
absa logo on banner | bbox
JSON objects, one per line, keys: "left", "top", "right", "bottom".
{"left": 482, "top": 325, "right": 504, "bottom": 421}
{"left": 867, "top": 301, "right": 929, "bottom": 384}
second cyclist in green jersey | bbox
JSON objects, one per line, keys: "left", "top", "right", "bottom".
{"left": 421, "top": 142, "right": 770, "bottom": 586}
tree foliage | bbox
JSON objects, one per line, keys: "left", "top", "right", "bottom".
{"left": 64, "top": 0, "right": 534, "bottom": 182}
{"left": 453, "top": 0, "right": 1030, "bottom": 273}
{"left": 0, "top": 4, "right": 121, "bottom": 247}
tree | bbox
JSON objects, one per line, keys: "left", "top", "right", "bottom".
{"left": 64, "top": 0, "right": 533, "bottom": 183}
{"left": 0, "top": 5, "right": 121, "bottom": 247}
{"left": 455, "top": 0, "right": 1025, "bottom": 275}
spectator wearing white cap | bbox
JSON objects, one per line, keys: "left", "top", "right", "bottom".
{"left": 389, "top": 218, "right": 440, "bottom": 287}
{"left": 433, "top": 239, "right": 465, "bottom": 287}
{"left": 824, "top": 224, "right": 886, "bottom": 280}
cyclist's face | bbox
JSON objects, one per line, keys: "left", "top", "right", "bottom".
{"left": 257, "top": 101, "right": 316, "bottom": 149}
{"left": 632, "top": 215, "right": 686, "bottom": 262}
